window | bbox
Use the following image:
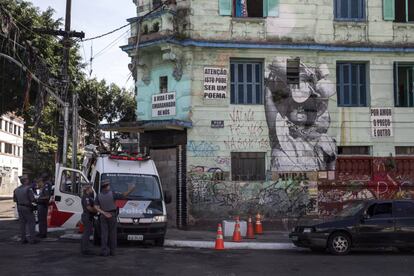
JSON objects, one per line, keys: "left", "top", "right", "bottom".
{"left": 8, "top": 122, "right": 13, "bottom": 133}
{"left": 394, "top": 63, "right": 414, "bottom": 107}
{"left": 337, "top": 62, "right": 368, "bottom": 107}
{"left": 395, "top": 0, "right": 414, "bottom": 22}
{"left": 160, "top": 76, "right": 168, "bottom": 93}
{"left": 0, "top": 119, "right": 2, "bottom": 130}
{"left": 4, "top": 143, "right": 13, "bottom": 154}
{"left": 394, "top": 201, "right": 414, "bottom": 217}
{"left": 18, "top": 127, "right": 21, "bottom": 136}
{"left": 396, "top": 146, "right": 414, "bottom": 155}
{"left": 338, "top": 146, "right": 371, "bottom": 155}
{"left": 234, "top": 0, "right": 263, "bottom": 18}
{"left": 0, "top": 142, "right": 2, "bottom": 153}
{"left": 230, "top": 60, "right": 263, "bottom": 104}
{"left": 219, "top": 0, "right": 279, "bottom": 17}
{"left": 231, "top": 152, "right": 265, "bottom": 181}
{"left": 60, "top": 170, "right": 88, "bottom": 196}
{"left": 286, "top": 58, "right": 300, "bottom": 85}
{"left": 14, "top": 125, "right": 17, "bottom": 135}
{"left": 366, "top": 202, "right": 393, "bottom": 218}
{"left": 334, "top": 0, "right": 365, "bottom": 20}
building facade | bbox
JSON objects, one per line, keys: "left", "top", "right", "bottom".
{"left": 0, "top": 113, "right": 24, "bottom": 195}
{"left": 123, "top": 0, "right": 414, "bottom": 227}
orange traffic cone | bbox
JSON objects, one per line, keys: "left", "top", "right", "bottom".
{"left": 246, "top": 217, "right": 255, "bottom": 239}
{"left": 255, "top": 213, "right": 263, "bottom": 235}
{"left": 215, "top": 223, "right": 225, "bottom": 250}
{"left": 232, "top": 217, "right": 242, "bottom": 242}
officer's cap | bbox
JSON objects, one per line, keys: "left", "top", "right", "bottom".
{"left": 101, "top": 179, "right": 111, "bottom": 187}
{"left": 19, "top": 174, "right": 29, "bottom": 181}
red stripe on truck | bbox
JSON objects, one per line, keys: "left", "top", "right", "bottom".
{"left": 115, "top": 200, "right": 127, "bottom": 208}
{"left": 47, "top": 202, "right": 74, "bottom": 227}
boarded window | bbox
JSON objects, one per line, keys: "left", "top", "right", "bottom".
{"left": 396, "top": 146, "right": 414, "bottom": 155}
{"left": 337, "top": 62, "right": 368, "bottom": 107}
{"left": 394, "top": 63, "right": 414, "bottom": 107}
{"left": 230, "top": 60, "right": 263, "bottom": 104}
{"left": 286, "top": 58, "right": 300, "bottom": 85}
{"left": 160, "top": 76, "right": 168, "bottom": 93}
{"left": 338, "top": 146, "right": 371, "bottom": 155}
{"left": 231, "top": 152, "right": 265, "bottom": 181}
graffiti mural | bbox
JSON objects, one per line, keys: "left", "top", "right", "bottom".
{"left": 265, "top": 59, "right": 337, "bottom": 171}
{"left": 188, "top": 168, "right": 316, "bottom": 219}
{"left": 187, "top": 140, "right": 220, "bottom": 157}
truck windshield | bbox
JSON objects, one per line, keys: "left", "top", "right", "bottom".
{"left": 101, "top": 173, "right": 161, "bottom": 200}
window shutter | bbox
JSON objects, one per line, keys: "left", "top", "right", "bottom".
{"left": 383, "top": 0, "right": 395, "bottom": 21}
{"left": 219, "top": 0, "right": 232, "bottom": 16}
{"left": 264, "top": 0, "right": 279, "bottom": 17}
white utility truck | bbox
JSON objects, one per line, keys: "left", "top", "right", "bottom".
{"left": 48, "top": 146, "right": 171, "bottom": 246}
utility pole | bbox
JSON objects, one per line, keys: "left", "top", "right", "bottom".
{"left": 35, "top": 0, "right": 84, "bottom": 168}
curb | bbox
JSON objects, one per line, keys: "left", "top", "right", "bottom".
{"left": 60, "top": 234, "right": 297, "bottom": 250}
{"left": 164, "top": 240, "right": 297, "bottom": 250}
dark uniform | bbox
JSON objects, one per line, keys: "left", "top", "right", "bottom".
{"left": 81, "top": 193, "right": 96, "bottom": 253}
{"left": 37, "top": 183, "right": 51, "bottom": 238}
{"left": 13, "top": 185, "right": 36, "bottom": 243}
{"left": 95, "top": 190, "right": 122, "bottom": 256}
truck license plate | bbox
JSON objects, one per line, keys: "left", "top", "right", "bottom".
{"left": 127, "top": 235, "right": 144, "bottom": 241}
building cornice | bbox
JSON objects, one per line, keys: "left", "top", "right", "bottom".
{"left": 121, "top": 37, "right": 414, "bottom": 54}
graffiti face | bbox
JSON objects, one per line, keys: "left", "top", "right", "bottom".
{"left": 265, "top": 59, "right": 337, "bottom": 171}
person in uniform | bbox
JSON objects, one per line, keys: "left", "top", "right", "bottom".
{"left": 13, "top": 174, "right": 37, "bottom": 244}
{"left": 94, "top": 179, "right": 135, "bottom": 256}
{"left": 36, "top": 176, "right": 51, "bottom": 238}
{"left": 81, "top": 184, "right": 97, "bottom": 255}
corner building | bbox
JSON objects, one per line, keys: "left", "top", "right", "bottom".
{"left": 122, "top": 0, "right": 414, "bottom": 227}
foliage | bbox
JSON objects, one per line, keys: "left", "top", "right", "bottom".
{"left": 0, "top": 0, "right": 136, "bottom": 174}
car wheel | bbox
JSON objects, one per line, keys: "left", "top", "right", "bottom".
{"left": 154, "top": 237, "right": 165, "bottom": 247}
{"left": 328, "top": 232, "right": 351, "bottom": 255}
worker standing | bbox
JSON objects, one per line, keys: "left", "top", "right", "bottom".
{"left": 36, "top": 176, "right": 51, "bottom": 238}
{"left": 13, "top": 174, "right": 37, "bottom": 244}
{"left": 95, "top": 179, "right": 135, "bottom": 256}
{"left": 81, "top": 184, "right": 97, "bottom": 255}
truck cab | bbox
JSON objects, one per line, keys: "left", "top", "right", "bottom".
{"left": 49, "top": 151, "right": 171, "bottom": 246}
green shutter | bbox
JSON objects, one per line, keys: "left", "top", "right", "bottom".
{"left": 219, "top": 0, "right": 232, "bottom": 16}
{"left": 383, "top": 0, "right": 395, "bottom": 21}
{"left": 264, "top": 0, "right": 280, "bottom": 17}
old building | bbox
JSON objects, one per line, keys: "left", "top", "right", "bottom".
{"left": 0, "top": 113, "right": 24, "bottom": 195}
{"left": 121, "top": 0, "right": 414, "bottom": 227}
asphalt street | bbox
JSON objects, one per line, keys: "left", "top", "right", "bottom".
{"left": 1, "top": 199, "right": 414, "bottom": 276}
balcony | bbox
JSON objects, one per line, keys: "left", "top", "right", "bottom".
{"left": 126, "top": 3, "right": 190, "bottom": 47}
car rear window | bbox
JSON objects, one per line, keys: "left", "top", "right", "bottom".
{"left": 394, "top": 202, "right": 414, "bottom": 218}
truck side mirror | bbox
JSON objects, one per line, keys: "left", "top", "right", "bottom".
{"left": 164, "top": 190, "right": 172, "bottom": 204}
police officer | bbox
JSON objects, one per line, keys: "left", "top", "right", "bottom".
{"left": 94, "top": 179, "right": 135, "bottom": 256}
{"left": 81, "top": 184, "right": 97, "bottom": 255}
{"left": 13, "top": 174, "right": 37, "bottom": 244}
{"left": 36, "top": 176, "right": 51, "bottom": 238}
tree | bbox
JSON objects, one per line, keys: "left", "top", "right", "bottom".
{"left": 77, "top": 78, "right": 136, "bottom": 145}
{"left": 1, "top": 0, "right": 136, "bottom": 174}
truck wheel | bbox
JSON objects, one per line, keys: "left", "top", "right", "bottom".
{"left": 328, "top": 232, "right": 351, "bottom": 255}
{"left": 154, "top": 238, "right": 165, "bottom": 247}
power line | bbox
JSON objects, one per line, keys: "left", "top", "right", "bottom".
{"left": 82, "top": 22, "right": 131, "bottom": 42}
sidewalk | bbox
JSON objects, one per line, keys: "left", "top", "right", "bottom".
{"left": 60, "top": 227, "right": 295, "bottom": 250}
{"left": 164, "top": 228, "right": 294, "bottom": 250}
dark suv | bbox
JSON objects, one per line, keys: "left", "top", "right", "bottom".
{"left": 289, "top": 200, "right": 414, "bottom": 255}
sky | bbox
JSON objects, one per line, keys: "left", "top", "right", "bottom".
{"left": 29, "top": 0, "right": 136, "bottom": 89}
